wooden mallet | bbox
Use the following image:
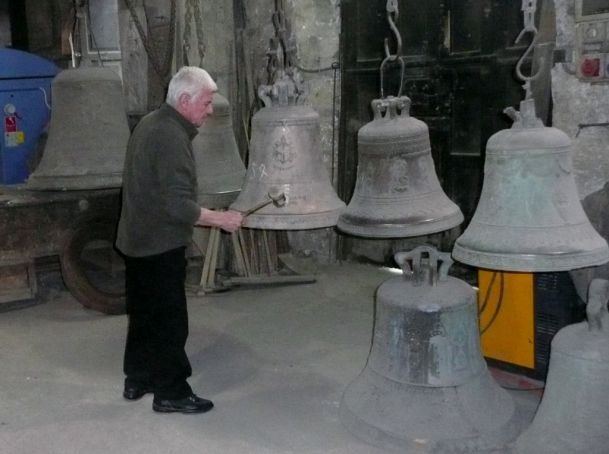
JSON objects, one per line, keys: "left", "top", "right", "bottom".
{"left": 243, "top": 190, "right": 287, "bottom": 217}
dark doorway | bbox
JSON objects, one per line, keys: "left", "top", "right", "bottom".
{"left": 8, "top": 0, "right": 29, "bottom": 50}
{"left": 338, "top": 0, "right": 535, "bottom": 260}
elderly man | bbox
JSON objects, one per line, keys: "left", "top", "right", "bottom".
{"left": 116, "top": 67, "right": 243, "bottom": 414}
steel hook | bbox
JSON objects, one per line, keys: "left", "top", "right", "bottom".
{"left": 383, "top": 0, "right": 402, "bottom": 61}
{"left": 514, "top": 0, "right": 542, "bottom": 98}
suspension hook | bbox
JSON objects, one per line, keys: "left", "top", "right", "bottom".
{"left": 514, "top": 0, "right": 542, "bottom": 98}
{"left": 383, "top": 0, "right": 402, "bottom": 61}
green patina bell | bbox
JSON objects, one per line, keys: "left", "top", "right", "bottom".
{"left": 514, "top": 278, "right": 609, "bottom": 454}
{"left": 340, "top": 246, "right": 520, "bottom": 452}
{"left": 453, "top": 99, "right": 609, "bottom": 272}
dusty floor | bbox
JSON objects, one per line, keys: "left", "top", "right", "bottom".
{"left": 0, "top": 262, "right": 540, "bottom": 454}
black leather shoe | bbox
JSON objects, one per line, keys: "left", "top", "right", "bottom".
{"left": 152, "top": 394, "right": 214, "bottom": 414}
{"left": 123, "top": 385, "right": 152, "bottom": 401}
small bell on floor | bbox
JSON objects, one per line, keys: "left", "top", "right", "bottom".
{"left": 512, "top": 278, "right": 609, "bottom": 454}
{"left": 340, "top": 246, "right": 520, "bottom": 452}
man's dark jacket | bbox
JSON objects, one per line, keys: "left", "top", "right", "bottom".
{"left": 116, "top": 103, "right": 200, "bottom": 257}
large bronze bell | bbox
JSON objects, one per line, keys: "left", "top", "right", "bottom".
{"left": 340, "top": 246, "right": 519, "bottom": 452}
{"left": 337, "top": 96, "right": 463, "bottom": 237}
{"left": 513, "top": 278, "right": 609, "bottom": 454}
{"left": 229, "top": 75, "right": 345, "bottom": 229}
{"left": 193, "top": 93, "right": 245, "bottom": 208}
{"left": 26, "top": 67, "right": 130, "bottom": 190}
{"left": 453, "top": 99, "right": 609, "bottom": 272}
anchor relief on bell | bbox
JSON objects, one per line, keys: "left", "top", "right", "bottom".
{"left": 229, "top": 74, "right": 345, "bottom": 230}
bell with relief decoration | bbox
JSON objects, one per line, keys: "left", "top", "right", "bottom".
{"left": 452, "top": 99, "right": 609, "bottom": 272}
{"left": 337, "top": 96, "right": 463, "bottom": 237}
{"left": 193, "top": 93, "right": 245, "bottom": 208}
{"left": 513, "top": 278, "right": 609, "bottom": 454}
{"left": 27, "top": 66, "right": 129, "bottom": 190}
{"left": 339, "top": 246, "right": 520, "bottom": 452}
{"left": 229, "top": 75, "right": 345, "bottom": 229}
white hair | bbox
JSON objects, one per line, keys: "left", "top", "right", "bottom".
{"left": 166, "top": 66, "right": 217, "bottom": 107}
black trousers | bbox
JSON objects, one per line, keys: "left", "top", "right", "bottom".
{"left": 123, "top": 246, "right": 193, "bottom": 400}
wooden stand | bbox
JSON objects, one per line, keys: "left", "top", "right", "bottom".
{"left": 195, "top": 227, "right": 316, "bottom": 295}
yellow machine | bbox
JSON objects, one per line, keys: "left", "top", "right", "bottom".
{"left": 477, "top": 270, "right": 535, "bottom": 369}
{"left": 478, "top": 269, "right": 584, "bottom": 378}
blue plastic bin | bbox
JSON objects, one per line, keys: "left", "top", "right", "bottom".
{"left": 0, "top": 48, "right": 59, "bottom": 184}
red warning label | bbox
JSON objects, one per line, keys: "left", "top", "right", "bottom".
{"left": 4, "top": 116, "right": 17, "bottom": 133}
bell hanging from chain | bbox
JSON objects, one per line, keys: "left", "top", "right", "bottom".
{"left": 26, "top": 67, "right": 130, "bottom": 190}
{"left": 340, "top": 246, "right": 520, "bottom": 452}
{"left": 337, "top": 96, "right": 463, "bottom": 237}
{"left": 513, "top": 278, "right": 609, "bottom": 454}
{"left": 193, "top": 93, "right": 245, "bottom": 208}
{"left": 230, "top": 74, "right": 345, "bottom": 229}
{"left": 452, "top": 99, "right": 609, "bottom": 271}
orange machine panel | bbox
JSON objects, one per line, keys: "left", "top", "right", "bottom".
{"left": 477, "top": 270, "right": 535, "bottom": 369}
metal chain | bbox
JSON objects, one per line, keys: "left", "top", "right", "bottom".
{"left": 266, "top": 0, "right": 289, "bottom": 82}
{"left": 192, "top": 0, "right": 206, "bottom": 66}
{"left": 271, "top": 0, "right": 296, "bottom": 71}
{"left": 267, "top": 1, "right": 336, "bottom": 76}
{"left": 380, "top": 0, "right": 404, "bottom": 98}
{"left": 124, "top": 0, "right": 177, "bottom": 83}
{"left": 183, "top": 0, "right": 206, "bottom": 67}
{"left": 164, "top": 1, "right": 177, "bottom": 76}
{"left": 183, "top": 0, "right": 193, "bottom": 60}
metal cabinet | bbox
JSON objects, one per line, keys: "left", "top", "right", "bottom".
{"left": 0, "top": 48, "right": 58, "bottom": 184}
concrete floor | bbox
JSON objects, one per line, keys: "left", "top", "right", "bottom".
{"left": 0, "top": 262, "right": 540, "bottom": 454}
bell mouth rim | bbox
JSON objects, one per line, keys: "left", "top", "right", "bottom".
{"left": 241, "top": 209, "right": 344, "bottom": 230}
{"left": 339, "top": 366, "right": 519, "bottom": 452}
{"left": 55, "top": 67, "right": 120, "bottom": 78}
{"left": 25, "top": 174, "right": 123, "bottom": 191}
{"left": 485, "top": 145, "right": 571, "bottom": 155}
{"left": 197, "top": 189, "right": 241, "bottom": 209}
{"left": 357, "top": 139, "right": 431, "bottom": 149}
{"left": 337, "top": 212, "right": 463, "bottom": 238}
{"left": 452, "top": 244, "right": 609, "bottom": 273}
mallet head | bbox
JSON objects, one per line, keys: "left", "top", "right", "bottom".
{"left": 268, "top": 190, "right": 287, "bottom": 207}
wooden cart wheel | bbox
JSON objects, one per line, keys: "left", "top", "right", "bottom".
{"left": 60, "top": 220, "right": 126, "bottom": 315}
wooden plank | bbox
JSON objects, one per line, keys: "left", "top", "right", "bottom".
{"left": 0, "top": 262, "right": 36, "bottom": 304}
{"left": 225, "top": 274, "right": 317, "bottom": 287}
{"left": 230, "top": 231, "right": 246, "bottom": 276}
